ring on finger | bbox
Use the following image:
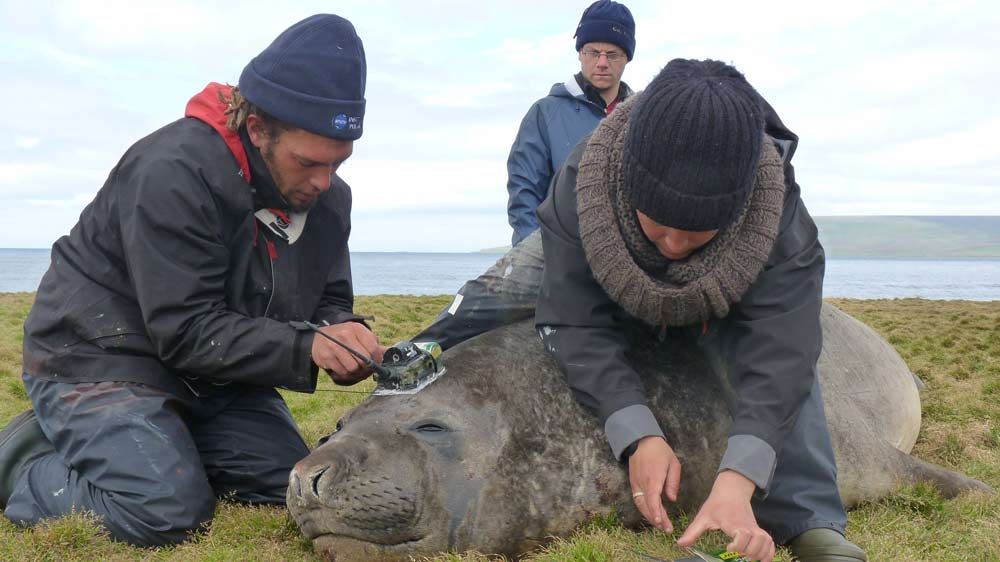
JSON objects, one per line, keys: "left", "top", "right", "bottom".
{"left": 632, "top": 490, "right": 645, "bottom": 498}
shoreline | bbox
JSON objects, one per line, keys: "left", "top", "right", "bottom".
{"left": 2, "top": 293, "right": 998, "bottom": 303}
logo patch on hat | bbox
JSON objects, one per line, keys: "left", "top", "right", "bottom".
{"left": 332, "top": 113, "right": 363, "bottom": 131}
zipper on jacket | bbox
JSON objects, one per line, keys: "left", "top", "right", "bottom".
{"left": 263, "top": 238, "right": 277, "bottom": 318}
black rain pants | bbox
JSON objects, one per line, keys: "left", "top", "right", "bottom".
{"left": 4, "top": 375, "right": 309, "bottom": 547}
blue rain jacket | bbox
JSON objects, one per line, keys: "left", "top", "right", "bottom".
{"left": 506, "top": 77, "right": 632, "bottom": 246}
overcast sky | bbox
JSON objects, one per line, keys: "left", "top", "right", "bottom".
{"left": 1, "top": 0, "right": 997, "bottom": 251}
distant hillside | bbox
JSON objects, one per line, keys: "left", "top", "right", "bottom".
{"left": 815, "top": 216, "right": 1000, "bottom": 258}
{"left": 481, "top": 217, "right": 1000, "bottom": 258}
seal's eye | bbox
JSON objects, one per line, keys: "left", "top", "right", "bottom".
{"left": 412, "top": 422, "right": 447, "bottom": 433}
{"left": 316, "top": 418, "right": 344, "bottom": 447}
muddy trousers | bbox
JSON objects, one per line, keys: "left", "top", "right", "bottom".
{"left": 414, "top": 230, "right": 847, "bottom": 545}
{"left": 3, "top": 376, "right": 310, "bottom": 547}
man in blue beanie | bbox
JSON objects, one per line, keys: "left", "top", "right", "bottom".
{"left": 0, "top": 14, "right": 382, "bottom": 546}
{"left": 411, "top": 0, "right": 637, "bottom": 349}
{"left": 507, "top": 0, "right": 636, "bottom": 247}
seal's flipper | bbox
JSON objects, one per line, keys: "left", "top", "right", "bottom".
{"left": 886, "top": 445, "right": 991, "bottom": 499}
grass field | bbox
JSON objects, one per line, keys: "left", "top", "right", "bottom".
{"left": 1, "top": 294, "right": 998, "bottom": 561}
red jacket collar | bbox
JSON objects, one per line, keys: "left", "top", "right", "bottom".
{"left": 184, "top": 82, "right": 251, "bottom": 183}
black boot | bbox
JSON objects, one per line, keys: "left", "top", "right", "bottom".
{"left": 0, "top": 409, "right": 55, "bottom": 508}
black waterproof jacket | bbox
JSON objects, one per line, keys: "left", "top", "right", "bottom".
{"left": 534, "top": 103, "right": 825, "bottom": 493}
{"left": 23, "top": 83, "right": 362, "bottom": 397}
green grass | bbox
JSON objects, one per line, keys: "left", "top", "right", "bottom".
{"left": 1, "top": 294, "right": 998, "bottom": 561}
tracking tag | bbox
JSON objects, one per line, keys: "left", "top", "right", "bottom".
{"left": 686, "top": 547, "right": 750, "bottom": 562}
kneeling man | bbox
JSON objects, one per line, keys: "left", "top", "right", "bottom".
{"left": 0, "top": 14, "right": 381, "bottom": 546}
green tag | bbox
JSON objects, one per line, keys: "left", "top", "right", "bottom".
{"left": 712, "top": 550, "right": 750, "bottom": 562}
{"left": 685, "top": 547, "right": 751, "bottom": 562}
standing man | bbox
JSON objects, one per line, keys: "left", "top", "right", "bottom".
{"left": 507, "top": 0, "right": 635, "bottom": 246}
{"left": 0, "top": 14, "right": 382, "bottom": 547}
{"left": 535, "top": 59, "right": 867, "bottom": 562}
{"left": 413, "top": 0, "right": 636, "bottom": 347}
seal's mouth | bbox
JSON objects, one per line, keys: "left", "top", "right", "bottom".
{"left": 295, "top": 513, "right": 425, "bottom": 547}
{"left": 314, "top": 532, "right": 425, "bottom": 548}
{"left": 310, "top": 532, "right": 430, "bottom": 562}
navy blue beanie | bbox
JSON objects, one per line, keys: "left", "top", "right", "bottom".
{"left": 574, "top": 0, "right": 636, "bottom": 61}
{"left": 239, "top": 14, "right": 366, "bottom": 140}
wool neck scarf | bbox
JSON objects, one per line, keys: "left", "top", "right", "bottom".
{"left": 576, "top": 96, "right": 786, "bottom": 327}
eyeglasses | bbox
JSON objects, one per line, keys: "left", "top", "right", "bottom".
{"left": 580, "top": 48, "right": 625, "bottom": 62}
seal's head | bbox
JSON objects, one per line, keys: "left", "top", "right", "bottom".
{"left": 287, "top": 323, "right": 629, "bottom": 560}
{"left": 288, "top": 387, "right": 506, "bottom": 560}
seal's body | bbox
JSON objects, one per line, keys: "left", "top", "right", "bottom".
{"left": 287, "top": 304, "right": 987, "bottom": 561}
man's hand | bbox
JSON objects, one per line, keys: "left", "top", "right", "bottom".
{"left": 311, "top": 322, "right": 384, "bottom": 384}
{"left": 628, "top": 435, "right": 682, "bottom": 533}
{"left": 677, "top": 470, "right": 775, "bottom": 562}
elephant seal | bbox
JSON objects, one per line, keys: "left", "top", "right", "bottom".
{"left": 287, "top": 304, "right": 989, "bottom": 561}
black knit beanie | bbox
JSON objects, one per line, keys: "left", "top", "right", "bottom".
{"left": 622, "top": 59, "right": 764, "bottom": 231}
{"left": 239, "top": 14, "right": 366, "bottom": 140}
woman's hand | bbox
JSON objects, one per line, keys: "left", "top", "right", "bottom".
{"left": 628, "top": 435, "right": 683, "bottom": 533}
{"left": 677, "top": 470, "right": 775, "bottom": 562}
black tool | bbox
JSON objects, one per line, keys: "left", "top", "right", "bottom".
{"left": 290, "top": 321, "right": 445, "bottom": 395}
{"left": 291, "top": 320, "right": 391, "bottom": 377}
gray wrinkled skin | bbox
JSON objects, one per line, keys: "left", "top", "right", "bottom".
{"left": 287, "top": 304, "right": 989, "bottom": 561}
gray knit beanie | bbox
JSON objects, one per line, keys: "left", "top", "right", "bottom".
{"left": 622, "top": 59, "right": 764, "bottom": 231}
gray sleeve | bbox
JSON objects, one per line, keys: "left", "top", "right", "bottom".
{"left": 717, "top": 434, "right": 778, "bottom": 494}
{"left": 605, "top": 404, "right": 666, "bottom": 460}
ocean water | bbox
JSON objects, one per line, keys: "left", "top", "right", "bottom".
{"left": 1, "top": 249, "right": 998, "bottom": 300}
{"left": 0, "top": 249, "right": 52, "bottom": 293}
{"left": 823, "top": 258, "right": 1000, "bottom": 301}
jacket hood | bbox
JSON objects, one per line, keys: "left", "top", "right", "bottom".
{"left": 548, "top": 77, "right": 587, "bottom": 101}
{"left": 185, "top": 82, "right": 252, "bottom": 183}
{"left": 548, "top": 75, "right": 634, "bottom": 106}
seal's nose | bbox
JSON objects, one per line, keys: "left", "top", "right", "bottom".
{"left": 288, "top": 463, "right": 328, "bottom": 502}
{"left": 308, "top": 466, "right": 330, "bottom": 498}
{"left": 289, "top": 460, "right": 339, "bottom": 503}
{"left": 289, "top": 434, "right": 370, "bottom": 504}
